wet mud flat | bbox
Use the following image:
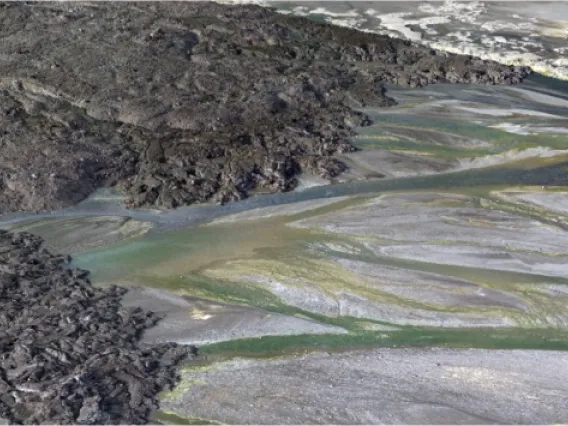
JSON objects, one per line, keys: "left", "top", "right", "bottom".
{"left": 160, "top": 348, "right": 568, "bottom": 425}
{"left": 120, "top": 286, "right": 347, "bottom": 346}
{"left": 3, "top": 215, "right": 152, "bottom": 254}
{"left": 0, "top": 1, "right": 529, "bottom": 214}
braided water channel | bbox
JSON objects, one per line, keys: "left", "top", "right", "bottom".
{"left": 2, "top": 75, "right": 568, "bottom": 423}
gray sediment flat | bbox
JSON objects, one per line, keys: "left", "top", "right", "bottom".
{"left": 334, "top": 258, "right": 529, "bottom": 311}
{"left": 2, "top": 215, "right": 152, "bottom": 253}
{"left": 372, "top": 243, "right": 568, "bottom": 279}
{"left": 338, "top": 150, "right": 456, "bottom": 179}
{"left": 207, "top": 196, "right": 349, "bottom": 225}
{"left": 498, "top": 190, "right": 568, "bottom": 216}
{"left": 161, "top": 348, "right": 568, "bottom": 425}
{"left": 240, "top": 274, "right": 515, "bottom": 328}
{"left": 335, "top": 292, "right": 515, "bottom": 328}
{"left": 293, "top": 192, "right": 568, "bottom": 256}
{"left": 120, "top": 286, "right": 346, "bottom": 345}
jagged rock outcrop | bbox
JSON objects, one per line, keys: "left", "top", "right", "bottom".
{"left": 0, "top": 230, "right": 195, "bottom": 424}
{"left": 0, "top": 2, "right": 530, "bottom": 212}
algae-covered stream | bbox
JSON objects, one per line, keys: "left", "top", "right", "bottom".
{"left": 2, "top": 78, "right": 567, "bottom": 345}
{"left": 2, "top": 77, "right": 568, "bottom": 424}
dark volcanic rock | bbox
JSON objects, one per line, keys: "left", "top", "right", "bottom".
{"left": 0, "top": 2, "right": 530, "bottom": 212}
{"left": 0, "top": 230, "right": 195, "bottom": 424}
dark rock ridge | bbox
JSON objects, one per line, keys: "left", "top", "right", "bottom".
{"left": 0, "top": 2, "right": 530, "bottom": 212}
{"left": 0, "top": 230, "right": 195, "bottom": 424}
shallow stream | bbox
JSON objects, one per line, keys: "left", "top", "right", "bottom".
{"left": 2, "top": 75, "right": 568, "bottom": 354}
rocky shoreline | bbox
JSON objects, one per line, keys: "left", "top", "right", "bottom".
{"left": 0, "top": 1, "right": 530, "bottom": 213}
{"left": 0, "top": 230, "right": 196, "bottom": 424}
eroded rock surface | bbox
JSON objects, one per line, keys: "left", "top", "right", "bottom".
{"left": 0, "top": 2, "right": 530, "bottom": 212}
{"left": 0, "top": 230, "right": 195, "bottom": 424}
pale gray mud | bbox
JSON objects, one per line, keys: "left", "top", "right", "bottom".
{"left": 3, "top": 215, "right": 152, "bottom": 253}
{"left": 161, "top": 348, "right": 568, "bottom": 425}
{"left": 120, "top": 286, "right": 346, "bottom": 346}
